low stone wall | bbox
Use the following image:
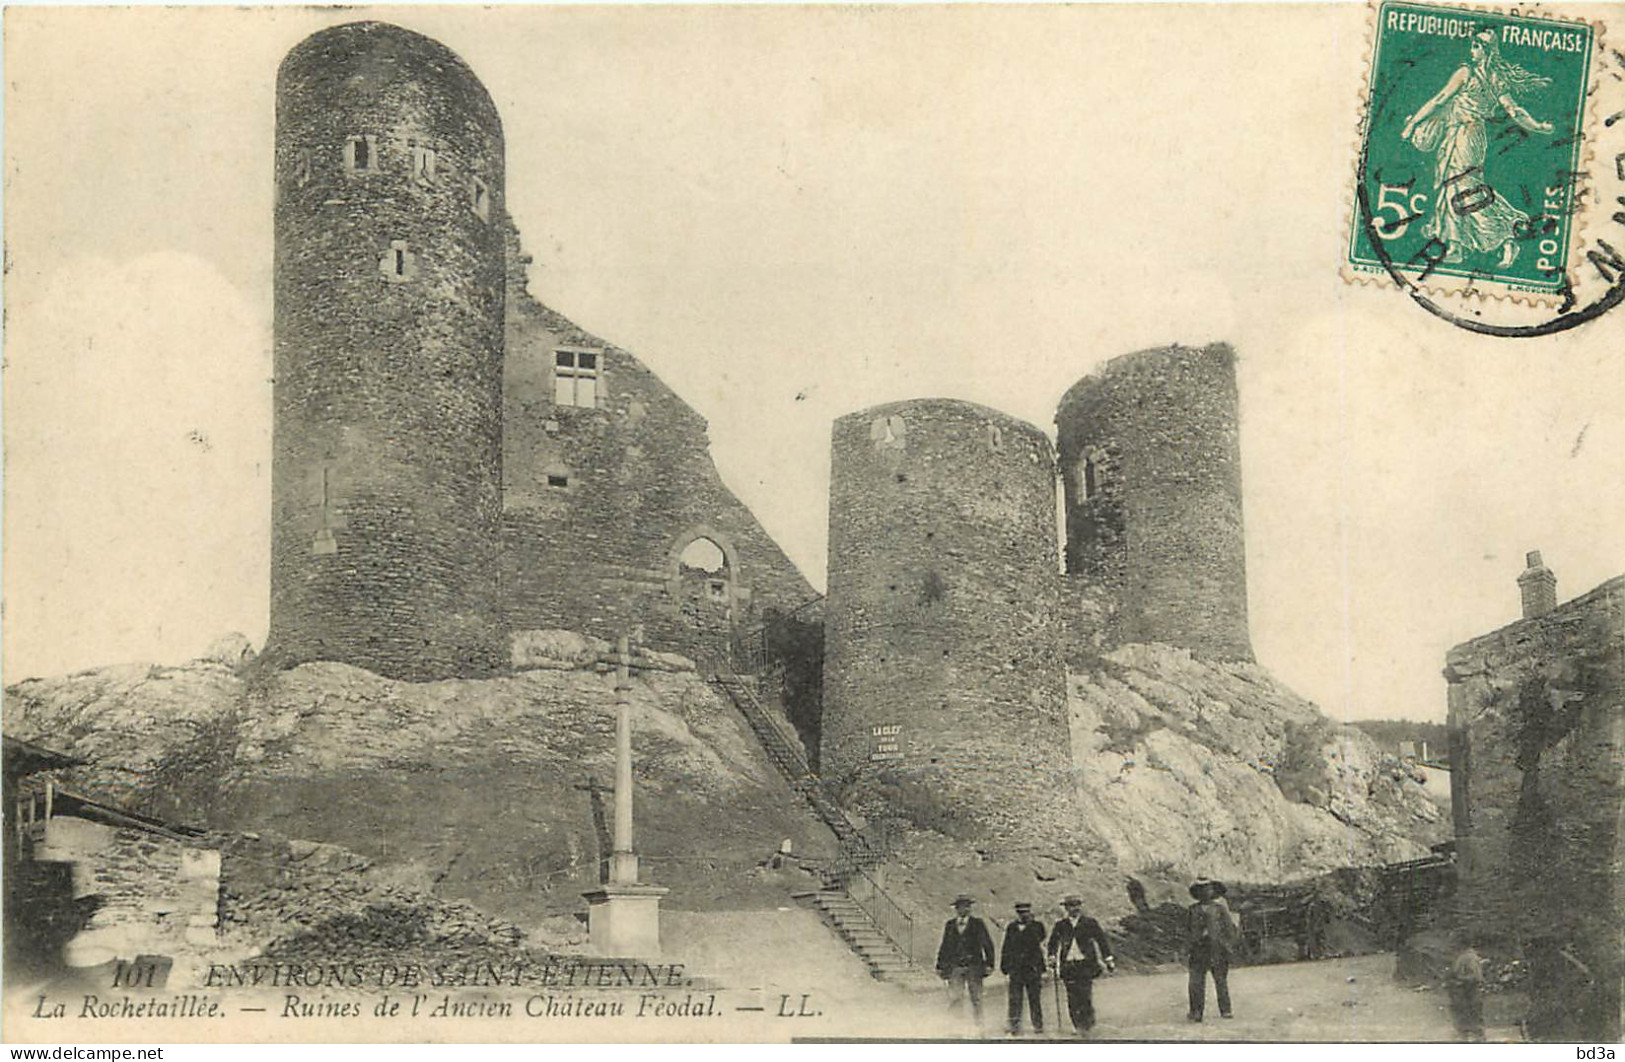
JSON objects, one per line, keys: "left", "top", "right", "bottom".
{"left": 28, "top": 813, "right": 220, "bottom": 969}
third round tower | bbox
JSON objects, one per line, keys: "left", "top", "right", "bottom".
{"left": 1056, "top": 343, "right": 1253, "bottom": 662}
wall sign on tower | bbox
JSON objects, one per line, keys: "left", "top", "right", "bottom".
{"left": 869, "top": 724, "right": 903, "bottom": 762}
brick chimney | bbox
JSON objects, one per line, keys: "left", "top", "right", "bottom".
{"left": 1517, "top": 550, "right": 1557, "bottom": 619}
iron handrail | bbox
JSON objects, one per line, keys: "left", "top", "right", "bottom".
{"left": 784, "top": 593, "right": 826, "bottom": 619}
{"left": 846, "top": 864, "right": 915, "bottom": 965}
{"left": 730, "top": 592, "right": 826, "bottom": 675}
{"left": 710, "top": 669, "right": 813, "bottom": 778}
{"left": 826, "top": 817, "right": 895, "bottom": 881}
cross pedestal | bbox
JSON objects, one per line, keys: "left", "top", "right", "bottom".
{"left": 582, "top": 882, "right": 669, "bottom": 957}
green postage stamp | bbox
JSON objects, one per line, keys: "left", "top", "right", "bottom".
{"left": 1348, "top": 2, "right": 1598, "bottom": 300}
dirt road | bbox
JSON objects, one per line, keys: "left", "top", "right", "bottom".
{"left": 1051, "top": 953, "right": 1460, "bottom": 1042}
{"left": 821, "top": 952, "right": 1475, "bottom": 1042}
{"left": 668, "top": 911, "right": 1477, "bottom": 1042}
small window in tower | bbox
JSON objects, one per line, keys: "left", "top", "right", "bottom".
{"left": 412, "top": 143, "right": 437, "bottom": 182}
{"left": 1080, "top": 458, "right": 1098, "bottom": 499}
{"left": 554, "top": 348, "right": 601, "bottom": 408}
{"left": 416, "top": 143, "right": 442, "bottom": 183}
{"left": 870, "top": 414, "right": 907, "bottom": 451}
{"left": 311, "top": 465, "right": 345, "bottom": 554}
{"left": 547, "top": 473, "right": 569, "bottom": 489}
{"left": 293, "top": 148, "right": 312, "bottom": 188}
{"left": 471, "top": 175, "right": 490, "bottom": 221}
{"left": 707, "top": 579, "right": 727, "bottom": 601}
{"left": 380, "top": 240, "right": 416, "bottom": 283}
{"left": 344, "top": 135, "right": 378, "bottom": 174}
{"left": 987, "top": 424, "right": 1004, "bottom": 452}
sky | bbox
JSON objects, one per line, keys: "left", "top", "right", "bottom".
{"left": 4, "top": 4, "right": 1622, "bottom": 724}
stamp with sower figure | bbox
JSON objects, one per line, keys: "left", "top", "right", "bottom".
{"left": 1347, "top": 2, "right": 1625, "bottom": 333}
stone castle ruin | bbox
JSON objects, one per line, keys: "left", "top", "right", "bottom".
{"left": 254, "top": 21, "right": 1449, "bottom": 882}
{"left": 267, "top": 23, "right": 1261, "bottom": 850}
{"left": 268, "top": 22, "right": 1247, "bottom": 689}
{"left": 820, "top": 343, "right": 1250, "bottom": 844}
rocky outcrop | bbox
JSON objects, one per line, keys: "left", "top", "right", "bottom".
{"left": 1068, "top": 644, "right": 1447, "bottom": 885}
{"left": 508, "top": 629, "right": 697, "bottom": 673}
{"left": 5, "top": 662, "right": 243, "bottom": 799}
{"left": 5, "top": 649, "right": 838, "bottom": 935}
{"left": 198, "top": 632, "right": 256, "bottom": 671}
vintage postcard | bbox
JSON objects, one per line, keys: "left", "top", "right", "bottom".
{"left": 3, "top": 3, "right": 1621, "bottom": 1049}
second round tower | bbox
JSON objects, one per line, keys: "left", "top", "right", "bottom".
{"left": 821, "top": 400, "right": 1074, "bottom": 846}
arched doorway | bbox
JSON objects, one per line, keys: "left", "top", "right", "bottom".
{"left": 666, "top": 529, "right": 740, "bottom": 668}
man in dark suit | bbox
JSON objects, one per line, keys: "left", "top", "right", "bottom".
{"left": 1186, "top": 877, "right": 1237, "bottom": 1022}
{"left": 936, "top": 895, "right": 996, "bottom": 1026}
{"left": 1046, "top": 895, "right": 1115, "bottom": 1035}
{"left": 1000, "top": 901, "right": 1046, "bottom": 1036}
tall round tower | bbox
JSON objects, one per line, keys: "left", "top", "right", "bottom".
{"left": 269, "top": 22, "right": 506, "bottom": 680}
{"left": 821, "top": 400, "right": 1073, "bottom": 846}
{"left": 1055, "top": 343, "right": 1253, "bottom": 662}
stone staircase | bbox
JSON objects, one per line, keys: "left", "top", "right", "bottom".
{"left": 708, "top": 672, "right": 868, "bottom": 856}
{"left": 799, "top": 889, "right": 920, "bottom": 983}
{"left": 708, "top": 670, "right": 917, "bottom": 982}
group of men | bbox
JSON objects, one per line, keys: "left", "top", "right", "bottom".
{"left": 935, "top": 878, "right": 1238, "bottom": 1036}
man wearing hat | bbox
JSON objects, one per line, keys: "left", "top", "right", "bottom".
{"left": 1186, "top": 877, "right": 1237, "bottom": 1021}
{"left": 1045, "top": 895, "right": 1115, "bottom": 1034}
{"left": 936, "top": 895, "right": 996, "bottom": 1025}
{"left": 1000, "top": 902, "right": 1047, "bottom": 1035}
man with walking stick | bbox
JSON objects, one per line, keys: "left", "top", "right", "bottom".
{"left": 1046, "top": 895, "right": 1115, "bottom": 1036}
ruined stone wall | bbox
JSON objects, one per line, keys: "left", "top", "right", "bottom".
{"left": 1055, "top": 344, "right": 1253, "bottom": 662}
{"left": 499, "top": 256, "right": 816, "bottom": 666}
{"left": 27, "top": 813, "right": 220, "bottom": 969}
{"left": 269, "top": 22, "right": 507, "bottom": 680}
{"left": 1058, "top": 579, "right": 1114, "bottom": 667}
{"left": 820, "top": 400, "right": 1073, "bottom": 847}
{"left": 1444, "top": 576, "right": 1623, "bottom": 1041}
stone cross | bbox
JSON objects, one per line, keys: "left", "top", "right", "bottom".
{"left": 581, "top": 631, "right": 669, "bottom": 957}
{"left": 609, "top": 633, "right": 638, "bottom": 885}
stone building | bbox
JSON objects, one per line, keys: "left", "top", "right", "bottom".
{"left": 5, "top": 742, "right": 221, "bottom": 978}
{"left": 497, "top": 226, "right": 816, "bottom": 669}
{"left": 1443, "top": 554, "right": 1623, "bottom": 1041}
{"left": 266, "top": 23, "right": 814, "bottom": 681}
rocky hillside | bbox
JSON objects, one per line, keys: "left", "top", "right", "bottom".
{"left": 4, "top": 632, "right": 837, "bottom": 932}
{"left": 1069, "top": 643, "right": 1448, "bottom": 884}
{"left": 6, "top": 635, "right": 1448, "bottom": 971}
{"left": 789, "top": 644, "right": 1451, "bottom": 968}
